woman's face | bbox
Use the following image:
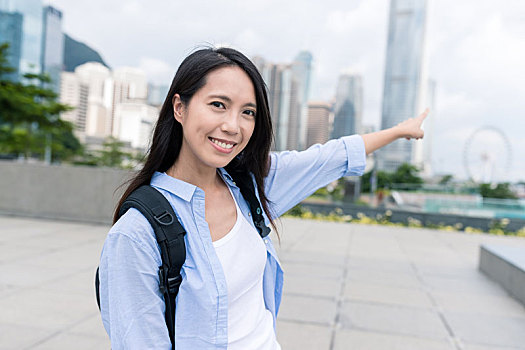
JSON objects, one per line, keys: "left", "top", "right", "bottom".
{"left": 173, "top": 66, "right": 257, "bottom": 172}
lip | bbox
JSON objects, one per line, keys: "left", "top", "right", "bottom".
{"left": 208, "top": 137, "right": 237, "bottom": 154}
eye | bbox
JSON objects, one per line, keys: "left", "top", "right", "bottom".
{"left": 210, "top": 101, "right": 225, "bottom": 109}
{"left": 243, "top": 109, "right": 256, "bottom": 117}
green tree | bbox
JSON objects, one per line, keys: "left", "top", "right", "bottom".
{"left": 0, "top": 42, "right": 80, "bottom": 161}
{"left": 479, "top": 183, "right": 517, "bottom": 199}
{"left": 391, "top": 163, "right": 423, "bottom": 188}
{"left": 439, "top": 174, "right": 453, "bottom": 185}
{"left": 95, "top": 136, "right": 134, "bottom": 168}
{"left": 361, "top": 170, "right": 393, "bottom": 193}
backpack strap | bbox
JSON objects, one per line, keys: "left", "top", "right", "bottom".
{"left": 118, "top": 185, "right": 186, "bottom": 348}
{"left": 228, "top": 169, "right": 271, "bottom": 238}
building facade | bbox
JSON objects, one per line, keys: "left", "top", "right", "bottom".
{"left": 288, "top": 51, "right": 313, "bottom": 151}
{"left": 378, "top": 0, "right": 427, "bottom": 172}
{"left": 0, "top": 10, "right": 23, "bottom": 81}
{"left": 60, "top": 62, "right": 157, "bottom": 152}
{"left": 113, "top": 103, "right": 158, "bottom": 150}
{"left": 0, "top": 0, "right": 43, "bottom": 77}
{"left": 306, "top": 101, "right": 331, "bottom": 148}
{"left": 41, "top": 5, "right": 64, "bottom": 93}
{"left": 253, "top": 51, "right": 313, "bottom": 151}
{"left": 331, "top": 74, "right": 363, "bottom": 139}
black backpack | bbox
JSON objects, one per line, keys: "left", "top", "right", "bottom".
{"left": 95, "top": 169, "right": 271, "bottom": 348}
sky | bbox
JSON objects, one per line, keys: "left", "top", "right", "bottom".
{"left": 47, "top": 0, "right": 525, "bottom": 182}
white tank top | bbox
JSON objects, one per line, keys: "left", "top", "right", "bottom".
{"left": 213, "top": 189, "right": 281, "bottom": 350}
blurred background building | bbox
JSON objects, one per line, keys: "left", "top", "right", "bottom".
{"left": 41, "top": 5, "right": 63, "bottom": 93}
{"left": 0, "top": 9, "right": 23, "bottom": 81}
{"left": 0, "top": 0, "right": 43, "bottom": 78}
{"left": 254, "top": 51, "right": 313, "bottom": 152}
{"left": 377, "top": 0, "right": 429, "bottom": 172}
{"left": 306, "top": 101, "right": 332, "bottom": 148}
{"left": 331, "top": 73, "right": 363, "bottom": 139}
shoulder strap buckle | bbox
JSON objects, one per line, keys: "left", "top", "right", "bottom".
{"left": 154, "top": 211, "right": 174, "bottom": 225}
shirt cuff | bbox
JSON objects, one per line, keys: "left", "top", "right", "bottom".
{"left": 342, "top": 135, "right": 366, "bottom": 176}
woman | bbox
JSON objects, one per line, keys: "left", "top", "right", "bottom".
{"left": 98, "top": 47, "right": 427, "bottom": 349}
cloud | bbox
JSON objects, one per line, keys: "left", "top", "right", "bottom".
{"left": 137, "top": 57, "right": 176, "bottom": 85}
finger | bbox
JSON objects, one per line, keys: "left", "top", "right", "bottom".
{"left": 417, "top": 108, "right": 429, "bottom": 120}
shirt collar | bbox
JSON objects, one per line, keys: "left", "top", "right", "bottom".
{"left": 217, "top": 168, "right": 236, "bottom": 187}
{"left": 151, "top": 171, "right": 197, "bottom": 202}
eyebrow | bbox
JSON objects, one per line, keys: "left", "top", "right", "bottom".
{"left": 208, "top": 94, "right": 257, "bottom": 109}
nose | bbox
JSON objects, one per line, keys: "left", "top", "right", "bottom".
{"left": 220, "top": 111, "right": 240, "bottom": 134}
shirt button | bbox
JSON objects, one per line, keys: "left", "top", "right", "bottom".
{"left": 264, "top": 239, "right": 269, "bottom": 244}
{"left": 248, "top": 212, "right": 251, "bottom": 216}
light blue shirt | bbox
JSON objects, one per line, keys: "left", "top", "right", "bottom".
{"left": 99, "top": 135, "right": 366, "bottom": 349}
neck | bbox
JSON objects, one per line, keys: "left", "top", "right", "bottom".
{"left": 166, "top": 158, "right": 221, "bottom": 191}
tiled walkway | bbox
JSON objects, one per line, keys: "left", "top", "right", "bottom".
{"left": 1, "top": 216, "right": 525, "bottom": 349}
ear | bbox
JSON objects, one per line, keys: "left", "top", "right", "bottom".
{"left": 172, "top": 94, "right": 185, "bottom": 123}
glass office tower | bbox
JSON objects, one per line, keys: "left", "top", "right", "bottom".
{"left": 41, "top": 5, "right": 64, "bottom": 93}
{"left": 378, "top": 0, "right": 427, "bottom": 172}
{"left": 0, "top": 10, "right": 23, "bottom": 81}
{"left": 331, "top": 74, "right": 363, "bottom": 139}
{"left": 0, "top": 0, "right": 43, "bottom": 77}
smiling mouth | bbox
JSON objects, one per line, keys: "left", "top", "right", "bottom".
{"left": 209, "top": 137, "right": 237, "bottom": 150}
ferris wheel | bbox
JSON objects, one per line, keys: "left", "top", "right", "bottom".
{"left": 463, "top": 126, "right": 512, "bottom": 183}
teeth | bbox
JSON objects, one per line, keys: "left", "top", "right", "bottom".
{"left": 211, "top": 138, "right": 234, "bottom": 149}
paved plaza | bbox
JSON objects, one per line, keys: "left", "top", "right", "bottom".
{"left": 1, "top": 215, "right": 525, "bottom": 349}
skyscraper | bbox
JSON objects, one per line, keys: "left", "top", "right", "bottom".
{"left": 73, "top": 62, "right": 113, "bottom": 138}
{"left": 253, "top": 56, "right": 292, "bottom": 151}
{"left": 111, "top": 67, "right": 148, "bottom": 136}
{"left": 41, "top": 5, "right": 64, "bottom": 93}
{"left": 306, "top": 101, "right": 331, "bottom": 148}
{"left": 253, "top": 51, "right": 312, "bottom": 151}
{"left": 331, "top": 73, "right": 363, "bottom": 139}
{"left": 378, "top": 0, "right": 427, "bottom": 172}
{"left": 0, "top": 10, "right": 23, "bottom": 81}
{"left": 287, "top": 51, "right": 313, "bottom": 151}
{"left": 0, "top": 0, "right": 43, "bottom": 77}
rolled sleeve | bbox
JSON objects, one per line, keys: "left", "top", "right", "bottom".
{"left": 342, "top": 134, "right": 366, "bottom": 176}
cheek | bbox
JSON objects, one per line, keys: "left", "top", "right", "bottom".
{"left": 244, "top": 121, "right": 256, "bottom": 142}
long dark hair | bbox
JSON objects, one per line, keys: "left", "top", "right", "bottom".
{"left": 114, "top": 47, "right": 276, "bottom": 232}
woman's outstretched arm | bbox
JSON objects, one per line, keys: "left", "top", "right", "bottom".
{"left": 361, "top": 108, "right": 429, "bottom": 155}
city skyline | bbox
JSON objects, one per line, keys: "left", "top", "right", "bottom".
{"left": 7, "top": 0, "right": 525, "bottom": 181}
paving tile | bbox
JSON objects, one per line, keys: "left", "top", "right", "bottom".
{"left": 433, "top": 291, "right": 525, "bottom": 318}
{"left": 0, "top": 323, "right": 51, "bottom": 350}
{"left": 421, "top": 274, "right": 508, "bottom": 296}
{"left": 339, "top": 301, "right": 450, "bottom": 339}
{"left": 276, "top": 320, "right": 331, "bottom": 350}
{"left": 0, "top": 288, "right": 99, "bottom": 331}
{"left": 344, "top": 281, "right": 434, "bottom": 309}
{"left": 333, "top": 329, "right": 455, "bottom": 350}
{"left": 279, "top": 250, "right": 346, "bottom": 266}
{"left": 281, "top": 260, "right": 343, "bottom": 280}
{"left": 462, "top": 344, "right": 525, "bottom": 350}
{"left": 444, "top": 312, "right": 525, "bottom": 348}
{"left": 278, "top": 294, "right": 337, "bottom": 326}
{"left": 346, "top": 268, "right": 422, "bottom": 289}
{"left": 346, "top": 256, "right": 414, "bottom": 274}
{"left": 283, "top": 275, "right": 341, "bottom": 299}
{"left": 0, "top": 262, "right": 76, "bottom": 288}
{"left": 30, "top": 332, "right": 110, "bottom": 350}
{"left": 66, "top": 313, "right": 108, "bottom": 339}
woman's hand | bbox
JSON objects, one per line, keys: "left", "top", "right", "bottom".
{"left": 395, "top": 108, "right": 429, "bottom": 140}
{"left": 361, "top": 108, "right": 429, "bottom": 155}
